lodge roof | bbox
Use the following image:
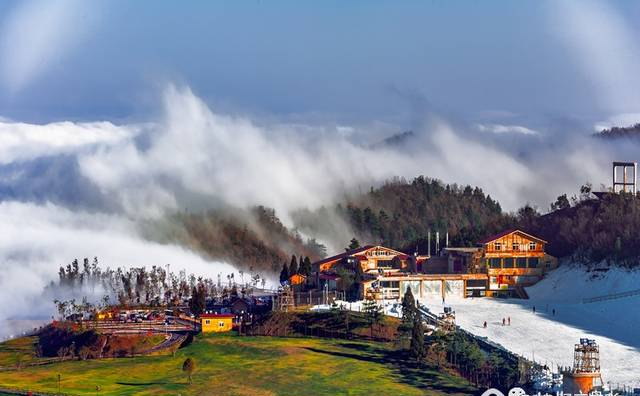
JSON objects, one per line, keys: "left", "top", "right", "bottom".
{"left": 312, "top": 245, "right": 409, "bottom": 267}
{"left": 312, "top": 245, "right": 376, "bottom": 267}
{"left": 478, "top": 229, "right": 547, "bottom": 245}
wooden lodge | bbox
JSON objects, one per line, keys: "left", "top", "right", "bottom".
{"left": 314, "top": 245, "right": 414, "bottom": 273}
{"left": 312, "top": 229, "right": 557, "bottom": 301}
{"left": 480, "top": 229, "right": 557, "bottom": 295}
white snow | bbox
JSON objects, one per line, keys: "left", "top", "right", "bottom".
{"left": 418, "top": 264, "right": 640, "bottom": 388}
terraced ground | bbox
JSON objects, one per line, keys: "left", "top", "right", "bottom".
{"left": 0, "top": 333, "right": 476, "bottom": 396}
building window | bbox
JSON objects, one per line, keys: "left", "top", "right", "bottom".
{"left": 528, "top": 257, "right": 539, "bottom": 268}
{"left": 219, "top": 321, "right": 225, "bottom": 327}
{"left": 503, "top": 258, "right": 514, "bottom": 268}
{"left": 205, "top": 320, "right": 210, "bottom": 325}
{"left": 516, "top": 258, "right": 527, "bottom": 268}
{"left": 529, "top": 242, "right": 536, "bottom": 251}
{"left": 512, "top": 242, "right": 519, "bottom": 251}
{"left": 490, "top": 276, "right": 498, "bottom": 284}
{"left": 380, "top": 281, "right": 400, "bottom": 288}
{"left": 494, "top": 242, "right": 502, "bottom": 251}
{"left": 489, "top": 258, "right": 501, "bottom": 269}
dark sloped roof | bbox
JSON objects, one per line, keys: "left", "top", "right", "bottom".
{"left": 312, "top": 245, "right": 376, "bottom": 267}
{"left": 313, "top": 245, "right": 411, "bottom": 267}
{"left": 478, "top": 229, "right": 547, "bottom": 245}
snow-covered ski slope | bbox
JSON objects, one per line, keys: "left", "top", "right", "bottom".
{"left": 419, "top": 265, "right": 640, "bottom": 387}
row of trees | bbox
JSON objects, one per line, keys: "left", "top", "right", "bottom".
{"left": 336, "top": 176, "right": 511, "bottom": 251}
{"left": 278, "top": 254, "right": 313, "bottom": 284}
{"left": 525, "top": 190, "right": 640, "bottom": 266}
{"left": 50, "top": 258, "right": 267, "bottom": 318}
{"left": 399, "top": 287, "right": 520, "bottom": 388}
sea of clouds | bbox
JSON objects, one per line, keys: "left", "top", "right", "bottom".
{"left": 2, "top": 84, "right": 640, "bottom": 339}
{"left": 3, "top": 0, "right": 640, "bottom": 339}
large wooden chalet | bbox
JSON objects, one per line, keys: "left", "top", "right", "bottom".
{"left": 479, "top": 229, "right": 557, "bottom": 293}
{"left": 312, "top": 229, "right": 557, "bottom": 300}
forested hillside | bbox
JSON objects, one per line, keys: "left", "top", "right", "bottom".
{"left": 160, "top": 176, "right": 640, "bottom": 273}
{"left": 526, "top": 192, "right": 640, "bottom": 265}
{"left": 161, "top": 206, "right": 326, "bottom": 274}
{"left": 337, "top": 176, "right": 514, "bottom": 252}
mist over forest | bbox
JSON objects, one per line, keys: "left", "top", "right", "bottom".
{"left": 2, "top": 85, "right": 640, "bottom": 337}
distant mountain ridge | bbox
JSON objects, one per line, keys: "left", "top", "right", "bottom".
{"left": 369, "top": 130, "right": 415, "bottom": 149}
{"left": 595, "top": 123, "right": 640, "bottom": 139}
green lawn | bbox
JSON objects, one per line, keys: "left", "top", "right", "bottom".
{"left": 0, "top": 336, "right": 40, "bottom": 367}
{"left": 0, "top": 334, "right": 475, "bottom": 396}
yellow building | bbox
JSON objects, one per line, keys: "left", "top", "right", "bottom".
{"left": 200, "top": 313, "right": 235, "bottom": 333}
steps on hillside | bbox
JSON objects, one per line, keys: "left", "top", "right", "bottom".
{"left": 514, "top": 286, "right": 529, "bottom": 299}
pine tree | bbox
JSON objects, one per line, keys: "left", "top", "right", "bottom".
{"left": 188, "top": 285, "right": 205, "bottom": 317}
{"left": 300, "top": 256, "right": 312, "bottom": 276}
{"left": 401, "top": 287, "right": 416, "bottom": 328}
{"left": 409, "top": 317, "right": 425, "bottom": 362}
{"left": 279, "top": 262, "right": 289, "bottom": 284}
{"left": 346, "top": 238, "right": 360, "bottom": 251}
{"left": 289, "top": 255, "right": 298, "bottom": 276}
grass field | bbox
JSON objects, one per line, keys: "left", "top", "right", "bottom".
{"left": 0, "top": 337, "right": 40, "bottom": 367}
{"left": 0, "top": 333, "right": 476, "bottom": 395}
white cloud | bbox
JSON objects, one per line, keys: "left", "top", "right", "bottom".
{"left": 0, "top": 0, "right": 99, "bottom": 92}
{"left": 476, "top": 123, "right": 539, "bottom": 136}
{"left": 0, "top": 119, "right": 137, "bottom": 164}
{"left": 0, "top": 201, "right": 240, "bottom": 339}
{"left": 550, "top": 1, "right": 640, "bottom": 114}
{"left": 2, "top": 83, "right": 637, "bottom": 338}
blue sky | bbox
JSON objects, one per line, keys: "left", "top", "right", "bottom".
{"left": 2, "top": 1, "right": 640, "bottom": 127}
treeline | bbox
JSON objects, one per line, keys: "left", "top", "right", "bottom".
{"left": 165, "top": 175, "right": 640, "bottom": 271}
{"left": 400, "top": 288, "right": 521, "bottom": 388}
{"left": 525, "top": 190, "right": 640, "bottom": 266}
{"left": 278, "top": 254, "right": 313, "bottom": 284}
{"left": 337, "top": 176, "right": 513, "bottom": 252}
{"left": 335, "top": 177, "right": 640, "bottom": 267}
{"left": 49, "top": 258, "right": 266, "bottom": 318}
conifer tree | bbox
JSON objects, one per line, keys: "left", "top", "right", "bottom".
{"left": 279, "top": 262, "right": 289, "bottom": 284}
{"left": 346, "top": 238, "right": 360, "bottom": 251}
{"left": 300, "top": 256, "right": 312, "bottom": 276}
{"left": 410, "top": 317, "right": 425, "bottom": 362}
{"left": 401, "top": 287, "right": 416, "bottom": 327}
{"left": 289, "top": 255, "right": 298, "bottom": 276}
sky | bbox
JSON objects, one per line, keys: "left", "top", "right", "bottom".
{"left": 1, "top": 1, "right": 640, "bottom": 126}
{"left": 3, "top": 1, "right": 640, "bottom": 331}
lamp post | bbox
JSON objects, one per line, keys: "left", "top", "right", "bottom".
{"left": 57, "top": 373, "right": 61, "bottom": 395}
